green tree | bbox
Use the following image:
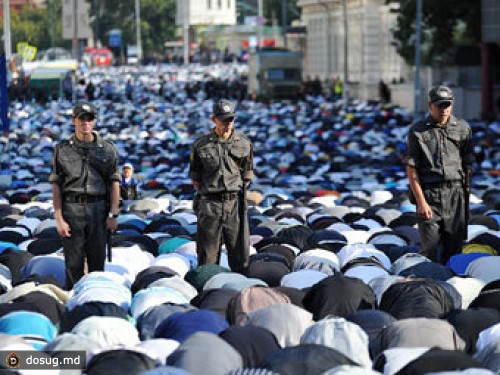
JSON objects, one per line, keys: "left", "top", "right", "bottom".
{"left": 0, "top": 1, "right": 69, "bottom": 54}
{"left": 91, "top": 0, "right": 176, "bottom": 57}
{"left": 138, "top": 0, "right": 177, "bottom": 56}
{"left": 386, "top": 0, "right": 480, "bottom": 65}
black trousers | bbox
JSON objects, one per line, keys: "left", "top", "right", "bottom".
{"left": 195, "top": 195, "right": 249, "bottom": 273}
{"left": 62, "top": 200, "right": 107, "bottom": 289}
{"left": 418, "top": 183, "right": 466, "bottom": 265}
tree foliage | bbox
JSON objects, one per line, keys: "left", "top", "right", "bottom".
{"left": 0, "top": 0, "right": 176, "bottom": 58}
{"left": 90, "top": 0, "right": 176, "bottom": 57}
{"left": 386, "top": 0, "right": 480, "bottom": 66}
{"left": 1, "top": 2, "right": 69, "bottom": 53}
{"left": 138, "top": 0, "right": 177, "bottom": 55}
{"left": 2, "top": 1, "right": 300, "bottom": 58}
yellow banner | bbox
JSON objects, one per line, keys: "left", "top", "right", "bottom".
{"left": 16, "top": 43, "right": 37, "bottom": 61}
{"left": 16, "top": 42, "right": 28, "bottom": 54}
{"left": 22, "top": 46, "right": 38, "bottom": 61}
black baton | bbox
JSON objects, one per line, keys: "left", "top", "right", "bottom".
{"left": 107, "top": 231, "right": 112, "bottom": 262}
{"left": 239, "top": 181, "right": 250, "bottom": 269}
{"left": 463, "top": 166, "right": 472, "bottom": 240}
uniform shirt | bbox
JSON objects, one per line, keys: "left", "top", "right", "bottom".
{"left": 49, "top": 133, "right": 120, "bottom": 196}
{"left": 405, "top": 115, "right": 474, "bottom": 184}
{"left": 189, "top": 130, "right": 254, "bottom": 194}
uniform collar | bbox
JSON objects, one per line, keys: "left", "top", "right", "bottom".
{"left": 211, "top": 129, "right": 236, "bottom": 142}
{"left": 69, "top": 132, "right": 105, "bottom": 147}
{"left": 448, "top": 115, "right": 459, "bottom": 126}
{"left": 425, "top": 114, "right": 459, "bottom": 128}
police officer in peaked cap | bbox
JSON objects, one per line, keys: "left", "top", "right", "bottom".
{"left": 406, "top": 85, "right": 475, "bottom": 264}
{"left": 50, "top": 101, "right": 121, "bottom": 289}
{"left": 189, "top": 99, "right": 254, "bottom": 273}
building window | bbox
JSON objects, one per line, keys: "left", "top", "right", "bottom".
{"left": 218, "top": 0, "right": 222, "bottom": 9}
{"left": 227, "top": 0, "right": 231, "bottom": 8}
{"left": 208, "top": 0, "right": 211, "bottom": 10}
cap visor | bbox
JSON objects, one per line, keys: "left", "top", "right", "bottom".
{"left": 433, "top": 100, "right": 453, "bottom": 106}
{"left": 76, "top": 112, "right": 96, "bottom": 118}
{"left": 216, "top": 114, "right": 235, "bottom": 121}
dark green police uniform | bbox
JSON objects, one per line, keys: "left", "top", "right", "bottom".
{"left": 406, "top": 113, "right": 474, "bottom": 264}
{"left": 189, "top": 129, "right": 254, "bottom": 272}
{"left": 50, "top": 132, "right": 120, "bottom": 288}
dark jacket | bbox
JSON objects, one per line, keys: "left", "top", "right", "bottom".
{"left": 49, "top": 133, "right": 120, "bottom": 196}
{"left": 405, "top": 115, "right": 474, "bottom": 184}
{"left": 189, "top": 130, "right": 253, "bottom": 194}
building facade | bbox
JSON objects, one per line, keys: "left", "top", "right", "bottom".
{"left": 481, "top": 0, "right": 500, "bottom": 119}
{"left": 0, "top": 0, "right": 45, "bottom": 16}
{"left": 176, "top": 0, "right": 237, "bottom": 27}
{"left": 297, "top": 0, "right": 407, "bottom": 96}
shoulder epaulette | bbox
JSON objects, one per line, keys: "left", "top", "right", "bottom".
{"left": 232, "top": 130, "right": 251, "bottom": 143}
{"left": 103, "top": 139, "right": 116, "bottom": 148}
{"left": 193, "top": 132, "right": 215, "bottom": 148}
{"left": 55, "top": 139, "right": 70, "bottom": 149}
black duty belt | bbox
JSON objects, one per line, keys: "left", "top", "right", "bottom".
{"left": 63, "top": 195, "right": 106, "bottom": 204}
{"left": 202, "top": 192, "right": 239, "bottom": 201}
{"left": 422, "top": 180, "right": 462, "bottom": 189}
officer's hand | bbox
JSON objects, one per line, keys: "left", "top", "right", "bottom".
{"left": 57, "top": 220, "right": 71, "bottom": 238}
{"left": 418, "top": 202, "right": 433, "bottom": 220}
{"left": 106, "top": 217, "right": 118, "bottom": 232}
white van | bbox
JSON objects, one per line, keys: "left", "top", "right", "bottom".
{"left": 127, "top": 45, "right": 140, "bottom": 65}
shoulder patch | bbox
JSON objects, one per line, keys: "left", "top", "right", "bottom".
{"left": 194, "top": 133, "right": 214, "bottom": 149}
{"left": 233, "top": 130, "right": 251, "bottom": 143}
{"left": 55, "top": 139, "right": 70, "bottom": 150}
{"left": 104, "top": 139, "right": 117, "bottom": 149}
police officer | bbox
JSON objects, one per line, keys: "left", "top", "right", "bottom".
{"left": 406, "top": 85, "right": 474, "bottom": 264}
{"left": 189, "top": 99, "right": 254, "bottom": 273}
{"left": 50, "top": 102, "right": 120, "bottom": 289}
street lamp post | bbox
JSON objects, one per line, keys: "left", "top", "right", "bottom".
{"left": 414, "top": 0, "right": 422, "bottom": 117}
{"left": 281, "top": 0, "right": 287, "bottom": 49}
{"left": 48, "top": 0, "right": 55, "bottom": 48}
{"left": 93, "top": 0, "right": 99, "bottom": 46}
{"left": 257, "top": 0, "right": 263, "bottom": 50}
{"left": 183, "top": 1, "right": 189, "bottom": 65}
{"left": 72, "top": 0, "right": 79, "bottom": 61}
{"left": 135, "top": 0, "right": 142, "bottom": 64}
{"left": 3, "top": 0, "right": 12, "bottom": 60}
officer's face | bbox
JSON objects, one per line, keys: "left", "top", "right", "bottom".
{"left": 73, "top": 114, "right": 96, "bottom": 137}
{"left": 212, "top": 116, "right": 234, "bottom": 138}
{"left": 429, "top": 101, "right": 452, "bottom": 124}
